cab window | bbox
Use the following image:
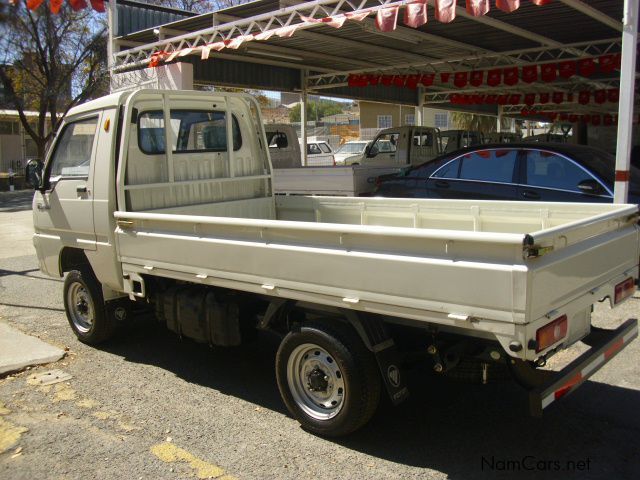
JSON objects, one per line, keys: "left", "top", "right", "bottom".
{"left": 138, "top": 110, "right": 242, "bottom": 155}
{"left": 307, "top": 143, "right": 322, "bottom": 155}
{"left": 48, "top": 117, "right": 98, "bottom": 180}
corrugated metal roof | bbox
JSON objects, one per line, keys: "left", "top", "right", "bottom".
{"left": 115, "top": 0, "right": 626, "bottom": 109}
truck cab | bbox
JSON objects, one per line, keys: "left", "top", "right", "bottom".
{"left": 363, "top": 126, "right": 442, "bottom": 167}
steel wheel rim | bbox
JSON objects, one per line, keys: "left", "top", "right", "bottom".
{"left": 67, "top": 281, "right": 94, "bottom": 334}
{"left": 286, "top": 343, "right": 345, "bottom": 420}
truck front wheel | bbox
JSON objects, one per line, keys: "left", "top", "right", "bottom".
{"left": 275, "top": 321, "right": 381, "bottom": 437}
{"left": 63, "top": 269, "right": 117, "bottom": 345}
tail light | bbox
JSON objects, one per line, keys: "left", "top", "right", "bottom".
{"left": 614, "top": 277, "right": 635, "bottom": 304}
{"left": 536, "top": 315, "right": 568, "bottom": 352}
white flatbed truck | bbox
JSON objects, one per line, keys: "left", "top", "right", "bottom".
{"left": 33, "top": 90, "right": 639, "bottom": 436}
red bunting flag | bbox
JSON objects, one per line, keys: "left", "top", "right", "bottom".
{"left": 608, "top": 89, "right": 619, "bottom": 102}
{"left": 593, "top": 90, "right": 607, "bottom": 104}
{"left": 568, "top": 114, "right": 578, "bottom": 123}
{"left": 552, "top": 92, "right": 564, "bottom": 104}
{"left": 522, "top": 65, "right": 538, "bottom": 84}
{"left": 375, "top": 7, "right": 400, "bottom": 32}
{"left": 90, "top": 0, "right": 105, "bottom": 12}
{"left": 381, "top": 75, "right": 394, "bottom": 86}
{"left": 69, "top": 0, "right": 88, "bottom": 10}
{"left": 538, "top": 93, "right": 550, "bottom": 104}
{"left": 434, "top": 0, "right": 456, "bottom": 23}
{"left": 26, "top": 0, "right": 44, "bottom": 9}
{"left": 406, "top": 74, "right": 420, "bottom": 89}
{"left": 470, "top": 71, "right": 484, "bottom": 87}
{"left": 578, "top": 91, "right": 590, "bottom": 105}
{"left": 454, "top": 71, "right": 468, "bottom": 88}
{"left": 50, "top": 0, "right": 63, "bottom": 13}
{"left": 508, "top": 94, "right": 521, "bottom": 105}
{"left": 420, "top": 73, "right": 435, "bottom": 86}
{"left": 531, "top": 0, "right": 553, "bottom": 5}
{"left": 485, "top": 95, "right": 498, "bottom": 104}
{"left": 578, "top": 58, "right": 596, "bottom": 77}
{"left": 524, "top": 93, "right": 536, "bottom": 106}
{"left": 581, "top": 114, "right": 591, "bottom": 124}
{"left": 367, "top": 74, "right": 380, "bottom": 86}
{"left": 591, "top": 115, "right": 601, "bottom": 126}
{"left": 503, "top": 67, "right": 519, "bottom": 86}
{"left": 393, "top": 75, "right": 406, "bottom": 87}
{"left": 598, "top": 54, "right": 618, "bottom": 74}
{"left": 497, "top": 95, "right": 509, "bottom": 105}
{"left": 496, "top": 0, "right": 520, "bottom": 13}
{"left": 466, "top": 0, "right": 489, "bottom": 16}
{"left": 541, "top": 63, "right": 557, "bottom": 82}
{"left": 558, "top": 60, "right": 576, "bottom": 79}
{"left": 487, "top": 69, "right": 502, "bottom": 87}
{"left": 404, "top": 2, "right": 428, "bottom": 28}
{"left": 603, "top": 114, "right": 614, "bottom": 126}
{"left": 440, "top": 72, "right": 451, "bottom": 83}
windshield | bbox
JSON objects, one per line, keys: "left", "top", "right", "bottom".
{"left": 336, "top": 142, "right": 367, "bottom": 154}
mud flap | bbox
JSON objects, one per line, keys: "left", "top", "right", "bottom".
{"left": 344, "top": 312, "right": 409, "bottom": 405}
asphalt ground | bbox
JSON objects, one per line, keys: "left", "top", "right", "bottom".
{"left": 0, "top": 191, "right": 639, "bottom": 480}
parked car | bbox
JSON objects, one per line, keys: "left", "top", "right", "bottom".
{"left": 374, "top": 143, "right": 640, "bottom": 203}
{"left": 334, "top": 140, "right": 371, "bottom": 165}
{"left": 305, "top": 140, "right": 335, "bottom": 166}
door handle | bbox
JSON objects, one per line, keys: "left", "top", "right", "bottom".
{"left": 521, "top": 190, "right": 540, "bottom": 199}
{"left": 76, "top": 185, "right": 88, "bottom": 194}
{"left": 434, "top": 180, "right": 450, "bottom": 188}
{"left": 116, "top": 219, "right": 134, "bottom": 229}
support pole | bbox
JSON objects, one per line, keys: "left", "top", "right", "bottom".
{"left": 497, "top": 105, "right": 503, "bottom": 133}
{"left": 301, "top": 70, "right": 308, "bottom": 167}
{"left": 614, "top": 0, "right": 638, "bottom": 203}
{"left": 107, "top": 0, "right": 118, "bottom": 93}
{"left": 416, "top": 88, "right": 424, "bottom": 126}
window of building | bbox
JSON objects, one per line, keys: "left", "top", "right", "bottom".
{"left": 377, "top": 115, "right": 392, "bottom": 129}
{"left": 434, "top": 112, "right": 449, "bottom": 129}
{"left": 0, "top": 121, "right": 19, "bottom": 135}
{"left": 405, "top": 114, "right": 415, "bottom": 126}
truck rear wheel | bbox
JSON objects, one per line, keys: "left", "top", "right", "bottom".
{"left": 275, "top": 321, "right": 381, "bottom": 437}
{"left": 63, "top": 269, "right": 118, "bottom": 345}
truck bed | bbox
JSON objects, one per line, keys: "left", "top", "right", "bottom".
{"left": 114, "top": 196, "right": 639, "bottom": 359}
{"left": 272, "top": 165, "right": 402, "bottom": 196}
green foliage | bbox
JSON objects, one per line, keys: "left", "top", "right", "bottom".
{"left": 0, "top": 5, "right": 107, "bottom": 159}
{"left": 289, "top": 100, "right": 344, "bottom": 123}
{"left": 450, "top": 112, "right": 511, "bottom": 134}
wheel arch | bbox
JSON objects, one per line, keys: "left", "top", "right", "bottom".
{"left": 59, "top": 247, "right": 91, "bottom": 276}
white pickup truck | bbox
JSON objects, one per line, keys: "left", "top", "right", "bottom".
{"left": 33, "top": 90, "right": 638, "bottom": 436}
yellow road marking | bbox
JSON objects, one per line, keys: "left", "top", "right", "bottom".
{"left": 150, "top": 442, "right": 234, "bottom": 479}
{"left": 0, "top": 416, "right": 28, "bottom": 454}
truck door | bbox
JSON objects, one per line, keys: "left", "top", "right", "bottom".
{"left": 33, "top": 114, "right": 100, "bottom": 252}
{"left": 364, "top": 132, "right": 398, "bottom": 166}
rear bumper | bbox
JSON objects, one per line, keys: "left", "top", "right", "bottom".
{"left": 529, "top": 318, "right": 638, "bottom": 416}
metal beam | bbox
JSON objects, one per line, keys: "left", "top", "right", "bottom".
{"left": 614, "top": 0, "right": 638, "bottom": 202}
{"left": 559, "top": 0, "right": 623, "bottom": 32}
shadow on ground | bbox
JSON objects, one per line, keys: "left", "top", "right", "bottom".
{"left": 0, "top": 190, "right": 34, "bottom": 212}
{"left": 100, "top": 315, "right": 640, "bottom": 479}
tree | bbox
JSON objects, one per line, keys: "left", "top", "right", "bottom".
{"left": 450, "top": 111, "right": 514, "bottom": 134}
{"left": 0, "top": 4, "right": 108, "bottom": 159}
{"left": 289, "top": 100, "right": 344, "bottom": 123}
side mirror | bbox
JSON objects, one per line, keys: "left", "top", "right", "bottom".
{"left": 577, "top": 179, "right": 603, "bottom": 195}
{"left": 26, "top": 160, "right": 44, "bottom": 190}
{"left": 367, "top": 145, "right": 379, "bottom": 158}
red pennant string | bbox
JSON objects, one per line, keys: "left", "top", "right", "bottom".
{"left": 470, "top": 71, "right": 484, "bottom": 87}
{"left": 404, "top": 3, "right": 428, "bottom": 28}
{"left": 454, "top": 71, "right": 468, "bottom": 88}
{"left": 487, "top": 69, "right": 502, "bottom": 87}
{"left": 466, "top": 0, "right": 490, "bottom": 16}
{"left": 434, "top": 0, "right": 456, "bottom": 23}
{"left": 522, "top": 65, "right": 538, "bottom": 84}
{"left": 496, "top": 0, "right": 520, "bottom": 13}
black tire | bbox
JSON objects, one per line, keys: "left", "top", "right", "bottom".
{"left": 275, "top": 320, "right": 381, "bottom": 437}
{"left": 63, "top": 269, "right": 118, "bottom": 345}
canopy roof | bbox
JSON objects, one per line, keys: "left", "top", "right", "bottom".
{"left": 113, "top": 0, "right": 628, "bottom": 117}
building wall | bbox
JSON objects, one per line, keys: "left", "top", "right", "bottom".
{"left": 359, "top": 102, "right": 451, "bottom": 130}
